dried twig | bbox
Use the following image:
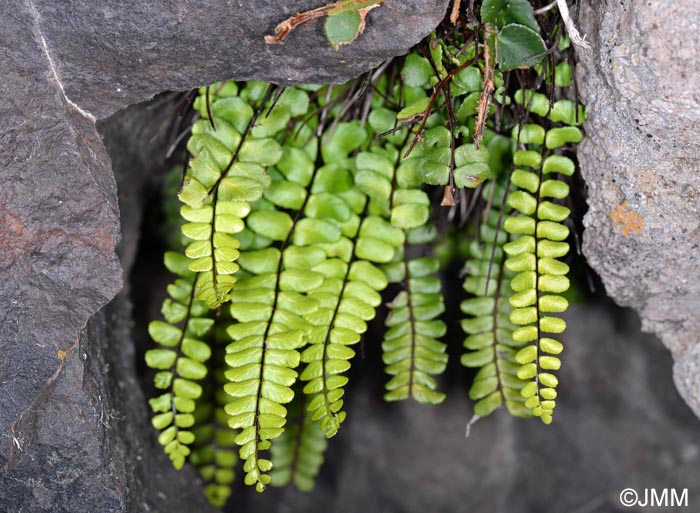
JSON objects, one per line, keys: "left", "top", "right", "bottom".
{"left": 474, "top": 41, "right": 495, "bottom": 149}
{"left": 556, "top": 0, "right": 591, "bottom": 49}
{"left": 265, "top": 0, "right": 382, "bottom": 45}
{"left": 450, "top": 0, "right": 462, "bottom": 25}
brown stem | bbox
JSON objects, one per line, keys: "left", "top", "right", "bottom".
{"left": 265, "top": 0, "right": 382, "bottom": 44}
{"left": 474, "top": 41, "right": 495, "bottom": 149}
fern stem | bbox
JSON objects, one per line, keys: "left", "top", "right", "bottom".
{"left": 400, "top": 244, "right": 419, "bottom": 398}
{"left": 205, "top": 85, "right": 216, "bottom": 132}
{"left": 205, "top": 84, "right": 275, "bottom": 197}
{"left": 208, "top": 186, "right": 221, "bottom": 296}
{"left": 488, "top": 232, "right": 510, "bottom": 407}
{"left": 530, "top": 141, "right": 550, "bottom": 404}
{"left": 484, "top": 171, "right": 513, "bottom": 296}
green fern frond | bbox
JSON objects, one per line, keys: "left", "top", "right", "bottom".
{"left": 146, "top": 251, "right": 214, "bottom": 469}
{"left": 299, "top": 238, "right": 391, "bottom": 437}
{"left": 360, "top": 85, "right": 449, "bottom": 405}
{"left": 270, "top": 391, "right": 328, "bottom": 492}
{"left": 382, "top": 226, "right": 447, "bottom": 404}
{"left": 460, "top": 183, "right": 531, "bottom": 418}
{"left": 502, "top": 91, "right": 583, "bottom": 423}
{"left": 179, "top": 82, "right": 312, "bottom": 308}
{"left": 190, "top": 317, "right": 239, "bottom": 508}
{"left": 221, "top": 104, "right": 337, "bottom": 490}
{"left": 224, "top": 186, "right": 320, "bottom": 491}
{"left": 299, "top": 122, "right": 401, "bottom": 438}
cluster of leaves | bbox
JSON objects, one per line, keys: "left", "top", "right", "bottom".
{"left": 144, "top": 0, "right": 584, "bottom": 508}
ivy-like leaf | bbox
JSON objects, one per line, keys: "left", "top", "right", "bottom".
{"left": 497, "top": 24, "right": 546, "bottom": 71}
{"left": 401, "top": 53, "right": 433, "bottom": 88}
{"left": 481, "top": 0, "right": 539, "bottom": 31}
{"left": 324, "top": 3, "right": 380, "bottom": 50}
{"left": 324, "top": 9, "right": 362, "bottom": 50}
{"left": 454, "top": 144, "right": 492, "bottom": 188}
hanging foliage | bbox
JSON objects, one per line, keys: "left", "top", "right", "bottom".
{"left": 144, "top": 0, "right": 585, "bottom": 507}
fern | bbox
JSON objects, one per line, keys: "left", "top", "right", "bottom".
{"left": 298, "top": 121, "right": 397, "bottom": 438}
{"left": 352, "top": 135, "right": 448, "bottom": 403}
{"left": 460, "top": 183, "right": 531, "bottom": 417}
{"left": 223, "top": 131, "right": 319, "bottom": 492}
{"left": 382, "top": 225, "right": 447, "bottom": 404}
{"left": 146, "top": 251, "right": 214, "bottom": 469}
{"left": 502, "top": 87, "right": 583, "bottom": 423}
{"left": 190, "top": 316, "right": 238, "bottom": 508}
{"left": 270, "top": 391, "right": 328, "bottom": 491}
{"left": 142, "top": 2, "right": 587, "bottom": 501}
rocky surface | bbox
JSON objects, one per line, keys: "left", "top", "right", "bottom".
{"left": 577, "top": 0, "right": 700, "bottom": 417}
{"left": 0, "top": 2, "right": 122, "bottom": 510}
{"left": 29, "top": 0, "right": 449, "bottom": 119}
{"left": 0, "top": 90, "right": 218, "bottom": 513}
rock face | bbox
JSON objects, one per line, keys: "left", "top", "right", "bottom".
{"left": 0, "top": 3, "right": 122, "bottom": 510}
{"left": 577, "top": 0, "right": 700, "bottom": 416}
{"left": 29, "top": 0, "right": 449, "bottom": 119}
{"left": 0, "top": 1, "right": 448, "bottom": 511}
{"left": 0, "top": 91, "right": 219, "bottom": 513}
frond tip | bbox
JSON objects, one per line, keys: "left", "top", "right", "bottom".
{"left": 270, "top": 392, "right": 328, "bottom": 491}
{"left": 146, "top": 251, "right": 214, "bottom": 469}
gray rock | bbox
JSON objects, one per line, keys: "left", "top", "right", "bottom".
{"left": 0, "top": 90, "right": 218, "bottom": 512}
{"left": 0, "top": 1, "right": 122, "bottom": 509}
{"left": 576, "top": 0, "right": 700, "bottom": 416}
{"left": 30, "top": 0, "right": 449, "bottom": 119}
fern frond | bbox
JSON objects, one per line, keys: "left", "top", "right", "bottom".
{"left": 299, "top": 122, "right": 401, "bottom": 437}
{"left": 224, "top": 184, "right": 321, "bottom": 491}
{"left": 300, "top": 238, "right": 391, "bottom": 437}
{"left": 224, "top": 262, "right": 311, "bottom": 492}
{"left": 270, "top": 391, "right": 328, "bottom": 492}
{"left": 460, "top": 183, "right": 531, "bottom": 417}
{"left": 146, "top": 251, "right": 214, "bottom": 469}
{"left": 221, "top": 105, "right": 338, "bottom": 490}
{"left": 190, "top": 317, "right": 238, "bottom": 508}
{"left": 358, "top": 88, "right": 449, "bottom": 405}
{"left": 502, "top": 91, "right": 583, "bottom": 422}
{"left": 382, "top": 226, "right": 447, "bottom": 404}
{"left": 179, "top": 82, "right": 312, "bottom": 308}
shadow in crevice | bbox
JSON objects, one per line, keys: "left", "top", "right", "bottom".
{"left": 103, "top": 95, "right": 700, "bottom": 513}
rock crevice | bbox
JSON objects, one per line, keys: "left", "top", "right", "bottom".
{"left": 1, "top": 0, "right": 699, "bottom": 511}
